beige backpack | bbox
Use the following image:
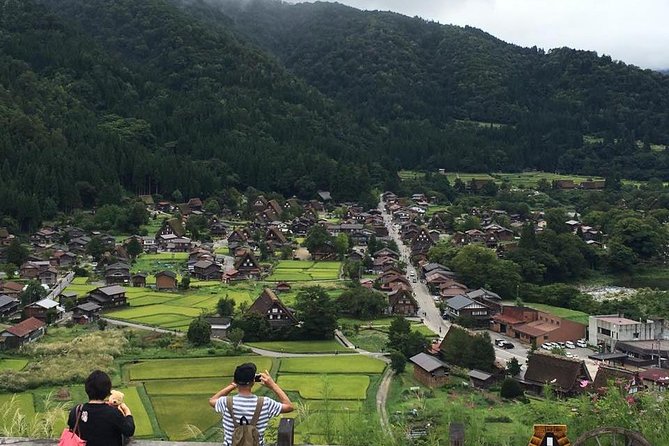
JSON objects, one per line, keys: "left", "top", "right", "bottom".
{"left": 226, "top": 396, "right": 264, "bottom": 446}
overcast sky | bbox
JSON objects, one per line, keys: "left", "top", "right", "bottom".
{"left": 289, "top": 0, "right": 669, "bottom": 70}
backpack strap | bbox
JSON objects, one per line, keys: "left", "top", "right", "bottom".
{"left": 74, "top": 405, "right": 83, "bottom": 434}
{"left": 250, "top": 397, "right": 264, "bottom": 426}
{"left": 225, "top": 396, "right": 239, "bottom": 428}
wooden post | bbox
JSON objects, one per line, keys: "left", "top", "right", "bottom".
{"left": 450, "top": 422, "right": 465, "bottom": 446}
{"left": 278, "top": 418, "right": 294, "bottom": 446}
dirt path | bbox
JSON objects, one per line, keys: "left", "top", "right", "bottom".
{"left": 376, "top": 367, "right": 394, "bottom": 436}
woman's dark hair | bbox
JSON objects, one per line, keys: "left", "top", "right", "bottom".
{"left": 85, "top": 370, "right": 112, "bottom": 400}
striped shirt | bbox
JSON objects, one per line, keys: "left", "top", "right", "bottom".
{"left": 214, "top": 394, "right": 282, "bottom": 446}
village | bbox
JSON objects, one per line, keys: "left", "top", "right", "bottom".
{"left": 1, "top": 174, "right": 668, "bottom": 444}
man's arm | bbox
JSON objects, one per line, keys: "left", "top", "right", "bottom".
{"left": 116, "top": 403, "right": 135, "bottom": 437}
{"left": 260, "top": 370, "right": 294, "bottom": 413}
{"left": 208, "top": 383, "right": 237, "bottom": 408}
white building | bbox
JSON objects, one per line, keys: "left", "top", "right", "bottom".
{"left": 589, "top": 314, "right": 662, "bottom": 351}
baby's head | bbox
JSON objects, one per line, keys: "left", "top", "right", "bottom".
{"left": 108, "top": 390, "right": 124, "bottom": 406}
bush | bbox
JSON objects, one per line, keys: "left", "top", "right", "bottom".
{"left": 500, "top": 377, "right": 524, "bottom": 399}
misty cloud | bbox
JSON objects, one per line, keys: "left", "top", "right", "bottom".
{"left": 289, "top": 0, "right": 669, "bottom": 69}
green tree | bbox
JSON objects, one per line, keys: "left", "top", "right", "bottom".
{"left": 389, "top": 350, "right": 406, "bottom": 374}
{"left": 232, "top": 312, "right": 271, "bottom": 342}
{"left": 612, "top": 217, "right": 665, "bottom": 259}
{"left": 469, "top": 332, "right": 496, "bottom": 372}
{"left": 1, "top": 263, "right": 17, "bottom": 279}
{"left": 126, "top": 237, "right": 143, "bottom": 260}
{"left": 180, "top": 275, "right": 191, "bottom": 290}
{"left": 204, "top": 198, "right": 221, "bottom": 215}
{"left": 217, "top": 296, "right": 236, "bottom": 317}
{"left": 607, "top": 240, "right": 637, "bottom": 273}
{"left": 451, "top": 245, "right": 521, "bottom": 297}
{"left": 294, "top": 286, "right": 339, "bottom": 340}
{"left": 334, "top": 233, "right": 350, "bottom": 259}
{"left": 97, "top": 319, "right": 108, "bottom": 331}
{"left": 86, "top": 237, "right": 106, "bottom": 262}
{"left": 20, "top": 280, "right": 47, "bottom": 306}
{"left": 500, "top": 378, "right": 524, "bottom": 399}
{"left": 518, "top": 223, "right": 538, "bottom": 250}
{"left": 303, "top": 225, "right": 334, "bottom": 254}
{"left": 227, "top": 327, "right": 244, "bottom": 348}
{"left": 336, "top": 286, "right": 386, "bottom": 319}
{"left": 6, "top": 239, "right": 29, "bottom": 267}
{"left": 506, "top": 357, "right": 521, "bottom": 376}
{"left": 187, "top": 317, "right": 212, "bottom": 346}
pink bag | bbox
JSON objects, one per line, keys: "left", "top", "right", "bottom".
{"left": 58, "top": 405, "right": 86, "bottom": 446}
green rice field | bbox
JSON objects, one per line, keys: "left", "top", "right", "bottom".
{"left": 0, "top": 393, "right": 35, "bottom": 420}
{"left": 127, "top": 357, "right": 273, "bottom": 381}
{"left": 279, "top": 356, "right": 386, "bottom": 374}
{"left": 266, "top": 261, "right": 341, "bottom": 282}
{"left": 246, "top": 340, "right": 348, "bottom": 354}
{"left": 277, "top": 375, "right": 370, "bottom": 400}
{"left": 0, "top": 359, "right": 29, "bottom": 371}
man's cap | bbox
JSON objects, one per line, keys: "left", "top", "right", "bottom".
{"left": 233, "top": 362, "right": 257, "bottom": 385}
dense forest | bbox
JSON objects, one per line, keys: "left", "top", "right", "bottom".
{"left": 2, "top": 0, "right": 669, "bottom": 229}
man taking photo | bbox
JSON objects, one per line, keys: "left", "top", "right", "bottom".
{"left": 209, "top": 362, "right": 294, "bottom": 446}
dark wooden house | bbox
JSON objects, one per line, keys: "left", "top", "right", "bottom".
{"left": 248, "top": 288, "right": 298, "bottom": 328}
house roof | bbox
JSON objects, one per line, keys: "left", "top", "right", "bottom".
{"left": 409, "top": 353, "right": 447, "bottom": 373}
{"left": 524, "top": 352, "right": 591, "bottom": 392}
{"left": 155, "top": 270, "right": 177, "bottom": 279}
{"left": 468, "top": 369, "right": 494, "bottom": 381}
{"left": 466, "top": 288, "right": 501, "bottom": 300}
{"left": 75, "top": 302, "right": 102, "bottom": 312}
{"left": 95, "top": 285, "right": 126, "bottom": 295}
{"left": 248, "top": 288, "right": 298, "bottom": 323}
{"left": 447, "top": 295, "right": 484, "bottom": 311}
{"left": 2, "top": 282, "right": 24, "bottom": 292}
{"left": 0, "top": 294, "right": 18, "bottom": 307}
{"left": 32, "top": 298, "right": 60, "bottom": 310}
{"left": 639, "top": 368, "right": 669, "bottom": 383}
{"left": 193, "top": 260, "right": 214, "bottom": 269}
{"left": 592, "top": 365, "right": 639, "bottom": 392}
{"left": 513, "top": 321, "right": 558, "bottom": 337}
{"left": 4, "top": 317, "right": 46, "bottom": 338}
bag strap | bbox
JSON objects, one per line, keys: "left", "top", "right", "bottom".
{"left": 226, "top": 396, "right": 239, "bottom": 428}
{"left": 72, "top": 404, "right": 83, "bottom": 436}
{"left": 250, "top": 397, "right": 264, "bottom": 426}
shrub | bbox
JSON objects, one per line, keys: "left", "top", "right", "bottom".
{"left": 500, "top": 377, "right": 524, "bottom": 399}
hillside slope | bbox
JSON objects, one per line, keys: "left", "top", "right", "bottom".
{"left": 188, "top": 0, "right": 669, "bottom": 175}
{"left": 0, "top": 0, "right": 388, "bottom": 228}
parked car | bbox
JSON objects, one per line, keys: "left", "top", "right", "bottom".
{"left": 495, "top": 339, "right": 505, "bottom": 346}
{"left": 500, "top": 341, "right": 514, "bottom": 349}
{"left": 541, "top": 343, "right": 552, "bottom": 350}
{"left": 576, "top": 340, "right": 588, "bottom": 348}
{"left": 565, "top": 341, "right": 576, "bottom": 349}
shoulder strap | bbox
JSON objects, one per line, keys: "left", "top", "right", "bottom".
{"left": 226, "top": 396, "right": 239, "bottom": 428}
{"left": 72, "top": 404, "right": 83, "bottom": 436}
{"left": 250, "top": 397, "right": 264, "bottom": 426}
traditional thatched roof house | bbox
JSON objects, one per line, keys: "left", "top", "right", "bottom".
{"left": 248, "top": 288, "right": 298, "bottom": 328}
{"left": 522, "top": 352, "right": 592, "bottom": 395}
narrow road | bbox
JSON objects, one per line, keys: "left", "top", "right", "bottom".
{"left": 103, "top": 318, "right": 181, "bottom": 335}
{"left": 379, "top": 196, "right": 531, "bottom": 367}
{"left": 376, "top": 367, "right": 394, "bottom": 436}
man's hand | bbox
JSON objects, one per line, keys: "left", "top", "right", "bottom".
{"left": 259, "top": 370, "right": 276, "bottom": 388}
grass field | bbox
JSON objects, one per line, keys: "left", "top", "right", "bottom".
{"left": 150, "top": 394, "right": 220, "bottom": 441}
{"left": 70, "top": 277, "right": 90, "bottom": 285}
{"left": 0, "top": 359, "right": 29, "bottom": 371}
{"left": 247, "top": 340, "right": 348, "bottom": 354}
{"left": 277, "top": 375, "right": 370, "bottom": 400}
{"left": 117, "top": 386, "right": 154, "bottom": 437}
{"left": 132, "top": 253, "right": 188, "bottom": 274}
{"left": 0, "top": 393, "right": 35, "bottom": 419}
{"left": 144, "top": 378, "right": 227, "bottom": 395}
{"left": 266, "top": 261, "right": 341, "bottom": 282}
{"left": 279, "top": 356, "right": 385, "bottom": 374}
{"left": 127, "top": 357, "right": 273, "bottom": 381}
{"left": 524, "top": 303, "right": 589, "bottom": 326}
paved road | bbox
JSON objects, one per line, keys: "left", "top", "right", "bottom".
{"left": 378, "top": 196, "right": 531, "bottom": 368}
{"left": 103, "top": 318, "right": 181, "bottom": 334}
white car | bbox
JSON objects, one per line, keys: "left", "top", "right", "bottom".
{"left": 541, "top": 343, "right": 552, "bottom": 350}
{"left": 565, "top": 341, "right": 576, "bottom": 349}
{"left": 576, "top": 340, "right": 588, "bottom": 348}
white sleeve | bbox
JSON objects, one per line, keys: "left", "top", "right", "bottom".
{"left": 265, "top": 397, "right": 282, "bottom": 418}
{"left": 214, "top": 397, "right": 227, "bottom": 414}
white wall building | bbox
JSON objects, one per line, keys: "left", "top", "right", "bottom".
{"left": 589, "top": 314, "right": 662, "bottom": 351}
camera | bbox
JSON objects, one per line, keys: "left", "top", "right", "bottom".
{"left": 254, "top": 374, "right": 262, "bottom": 382}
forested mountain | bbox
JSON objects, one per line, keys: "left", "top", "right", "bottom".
{"left": 183, "top": 0, "right": 669, "bottom": 175}
{"left": 0, "top": 0, "right": 390, "bottom": 230}
{"left": 3, "top": 0, "right": 669, "bottom": 230}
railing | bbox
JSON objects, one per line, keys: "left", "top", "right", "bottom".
{"left": 0, "top": 419, "right": 295, "bottom": 446}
